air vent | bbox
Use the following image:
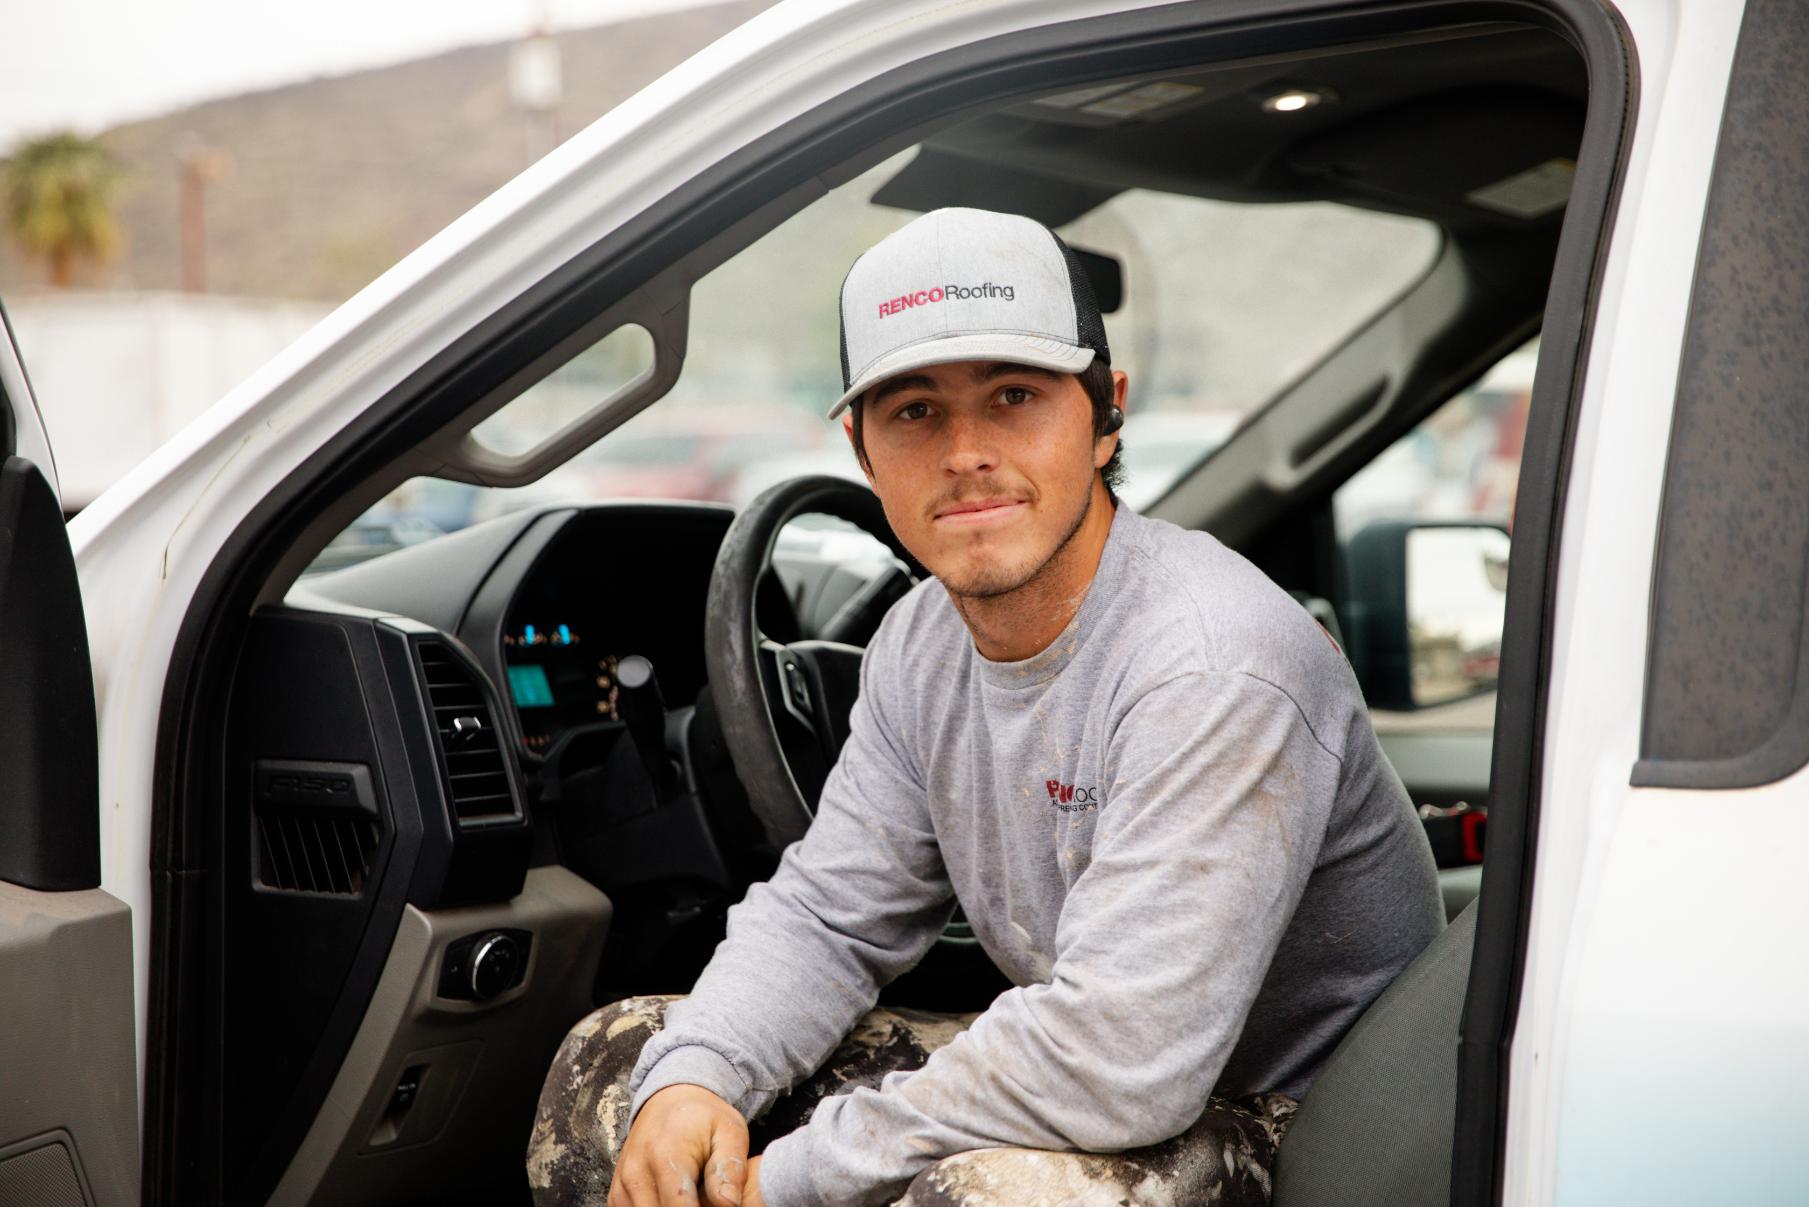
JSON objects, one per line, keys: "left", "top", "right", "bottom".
{"left": 255, "top": 809, "right": 379, "bottom": 895}
{"left": 416, "top": 640, "right": 518, "bottom": 824}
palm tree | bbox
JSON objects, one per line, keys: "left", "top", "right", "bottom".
{"left": 2, "top": 132, "right": 124, "bottom": 287}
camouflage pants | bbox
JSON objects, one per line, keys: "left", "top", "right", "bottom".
{"left": 528, "top": 995, "right": 1296, "bottom": 1207}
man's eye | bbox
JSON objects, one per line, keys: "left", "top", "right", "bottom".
{"left": 897, "top": 401, "right": 931, "bottom": 421}
{"left": 999, "top": 386, "right": 1034, "bottom": 406}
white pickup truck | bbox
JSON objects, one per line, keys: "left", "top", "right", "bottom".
{"left": 1, "top": 0, "right": 1801, "bottom": 1204}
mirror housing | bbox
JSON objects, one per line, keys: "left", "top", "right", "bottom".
{"left": 1343, "top": 519, "right": 1509, "bottom": 710}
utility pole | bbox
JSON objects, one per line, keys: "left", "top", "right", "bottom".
{"left": 177, "top": 135, "right": 231, "bottom": 293}
{"left": 510, "top": 0, "right": 564, "bottom": 166}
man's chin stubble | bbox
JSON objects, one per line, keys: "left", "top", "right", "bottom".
{"left": 941, "top": 558, "right": 1042, "bottom": 600}
{"left": 938, "top": 487, "right": 1094, "bottom": 602}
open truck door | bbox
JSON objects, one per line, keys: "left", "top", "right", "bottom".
{"left": 0, "top": 301, "right": 138, "bottom": 1207}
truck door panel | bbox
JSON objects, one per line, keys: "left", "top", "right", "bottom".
{"left": 0, "top": 360, "right": 139, "bottom": 1207}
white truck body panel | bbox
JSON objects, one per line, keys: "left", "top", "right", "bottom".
{"left": 1505, "top": 2, "right": 1755, "bottom": 1202}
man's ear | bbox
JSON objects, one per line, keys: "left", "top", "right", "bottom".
{"left": 841, "top": 413, "right": 876, "bottom": 486}
{"left": 1095, "top": 369, "right": 1130, "bottom": 468}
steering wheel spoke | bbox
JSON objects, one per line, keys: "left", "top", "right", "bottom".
{"left": 772, "top": 639, "right": 865, "bottom": 763}
{"left": 763, "top": 639, "right": 817, "bottom": 733}
{"left": 759, "top": 639, "right": 833, "bottom": 809}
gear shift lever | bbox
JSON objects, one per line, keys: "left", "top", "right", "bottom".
{"left": 615, "top": 654, "right": 676, "bottom": 799}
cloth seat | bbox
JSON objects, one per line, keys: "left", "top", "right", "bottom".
{"left": 1272, "top": 901, "right": 1479, "bottom": 1206}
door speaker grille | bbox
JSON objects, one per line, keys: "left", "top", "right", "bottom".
{"left": 0, "top": 1134, "right": 88, "bottom": 1207}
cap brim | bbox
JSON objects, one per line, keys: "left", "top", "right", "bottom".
{"left": 826, "top": 334, "right": 1096, "bottom": 420}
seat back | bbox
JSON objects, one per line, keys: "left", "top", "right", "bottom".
{"left": 1272, "top": 900, "right": 1477, "bottom": 1207}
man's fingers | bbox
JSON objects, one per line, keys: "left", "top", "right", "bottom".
{"left": 701, "top": 1123, "right": 749, "bottom": 1207}
{"left": 614, "top": 1144, "right": 700, "bottom": 1207}
{"left": 701, "top": 1155, "right": 746, "bottom": 1207}
{"left": 618, "top": 1151, "right": 696, "bottom": 1207}
{"left": 653, "top": 1150, "right": 705, "bottom": 1207}
{"left": 610, "top": 1154, "right": 648, "bottom": 1207}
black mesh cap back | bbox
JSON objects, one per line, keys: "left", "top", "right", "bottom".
{"left": 1049, "top": 229, "right": 1111, "bottom": 364}
{"left": 837, "top": 257, "right": 856, "bottom": 390}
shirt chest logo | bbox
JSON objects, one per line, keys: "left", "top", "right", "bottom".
{"left": 1044, "top": 779, "right": 1102, "bottom": 812}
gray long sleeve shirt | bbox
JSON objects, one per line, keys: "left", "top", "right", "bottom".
{"left": 629, "top": 503, "right": 1443, "bottom": 1206}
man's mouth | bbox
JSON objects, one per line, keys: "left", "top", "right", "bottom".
{"left": 933, "top": 496, "right": 1029, "bottom": 526}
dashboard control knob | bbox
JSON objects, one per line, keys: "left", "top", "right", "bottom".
{"left": 468, "top": 932, "right": 521, "bottom": 1000}
{"left": 451, "top": 714, "right": 485, "bottom": 744}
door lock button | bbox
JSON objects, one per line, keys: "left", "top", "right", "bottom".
{"left": 390, "top": 1067, "right": 422, "bottom": 1114}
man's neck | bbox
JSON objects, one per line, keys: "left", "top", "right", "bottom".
{"left": 948, "top": 481, "right": 1117, "bottom": 663}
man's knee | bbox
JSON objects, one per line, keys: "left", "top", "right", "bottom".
{"left": 899, "top": 1147, "right": 1135, "bottom": 1207}
{"left": 896, "top": 1093, "right": 1298, "bottom": 1207}
{"left": 526, "top": 995, "right": 681, "bottom": 1207}
{"left": 898, "top": 1145, "right": 1245, "bottom": 1207}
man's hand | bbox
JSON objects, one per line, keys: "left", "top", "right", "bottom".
{"left": 610, "top": 1084, "right": 751, "bottom": 1207}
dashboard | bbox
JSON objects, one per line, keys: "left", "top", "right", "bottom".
{"left": 497, "top": 509, "right": 727, "bottom": 755}
{"left": 301, "top": 499, "right": 901, "bottom": 768}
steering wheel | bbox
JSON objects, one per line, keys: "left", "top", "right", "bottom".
{"left": 705, "top": 475, "right": 920, "bottom": 849}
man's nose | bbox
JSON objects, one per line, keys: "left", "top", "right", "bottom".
{"left": 939, "top": 410, "right": 998, "bottom": 476}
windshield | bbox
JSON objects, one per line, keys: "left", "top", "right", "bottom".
{"left": 311, "top": 150, "right": 1438, "bottom": 572}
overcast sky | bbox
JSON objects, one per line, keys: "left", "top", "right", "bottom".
{"left": 0, "top": 0, "right": 731, "bottom": 149}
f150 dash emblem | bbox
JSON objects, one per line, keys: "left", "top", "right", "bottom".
{"left": 254, "top": 759, "right": 378, "bottom": 816}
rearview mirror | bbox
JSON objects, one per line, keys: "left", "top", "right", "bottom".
{"left": 1343, "top": 520, "right": 1509, "bottom": 710}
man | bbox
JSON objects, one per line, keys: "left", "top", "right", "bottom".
{"left": 529, "top": 207, "right": 1443, "bottom": 1207}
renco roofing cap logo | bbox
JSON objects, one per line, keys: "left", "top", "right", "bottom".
{"left": 878, "top": 282, "right": 1016, "bottom": 318}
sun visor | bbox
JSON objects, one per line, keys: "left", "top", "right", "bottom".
{"left": 871, "top": 147, "right": 1118, "bottom": 229}
{"left": 1286, "top": 88, "right": 1584, "bottom": 227}
{"left": 869, "top": 149, "right": 1124, "bottom": 312}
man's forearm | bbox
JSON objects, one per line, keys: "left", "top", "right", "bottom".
{"left": 629, "top": 869, "right": 923, "bottom": 1121}
{"left": 629, "top": 689, "right": 953, "bottom": 1125}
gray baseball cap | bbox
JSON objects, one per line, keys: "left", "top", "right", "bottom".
{"left": 828, "top": 207, "right": 1111, "bottom": 420}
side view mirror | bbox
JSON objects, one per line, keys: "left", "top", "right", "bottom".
{"left": 1342, "top": 520, "right": 1510, "bottom": 710}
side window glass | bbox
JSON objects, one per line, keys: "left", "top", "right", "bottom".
{"left": 1334, "top": 337, "right": 1536, "bottom": 731}
{"left": 1059, "top": 192, "right": 1439, "bottom": 508}
{"left": 472, "top": 324, "right": 657, "bottom": 456}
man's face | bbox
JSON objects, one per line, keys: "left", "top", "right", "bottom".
{"left": 849, "top": 360, "right": 1120, "bottom": 598}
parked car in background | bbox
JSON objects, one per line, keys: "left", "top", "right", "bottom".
{"left": 561, "top": 405, "right": 825, "bottom": 502}
{"left": 728, "top": 447, "right": 868, "bottom": 509}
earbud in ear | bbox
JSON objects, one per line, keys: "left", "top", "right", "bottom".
{"left": 1102, "top": 406, "right": 1124, "bottom": 435}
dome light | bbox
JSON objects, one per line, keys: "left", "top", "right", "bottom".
{"left": 1262, "top": 88, "right": 1327, "bottom": 114}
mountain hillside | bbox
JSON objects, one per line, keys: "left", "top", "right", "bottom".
{"left": 1, "top": 1, "right": 771, "bottom": 300}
